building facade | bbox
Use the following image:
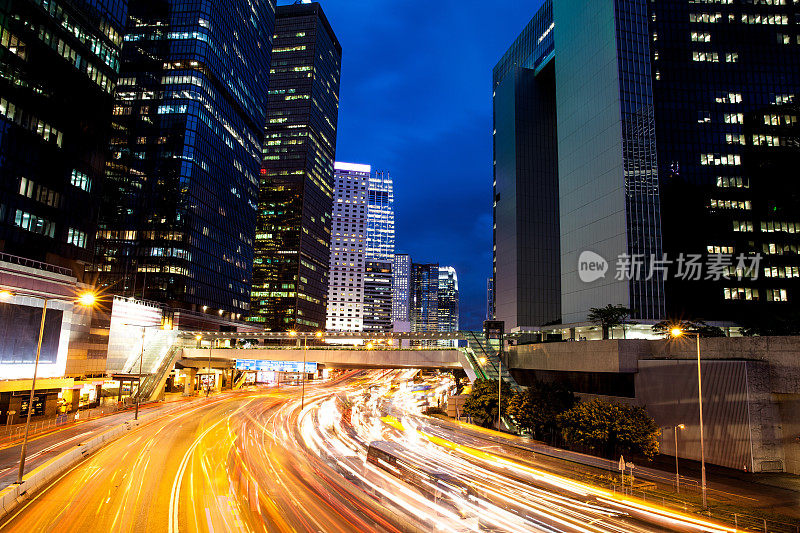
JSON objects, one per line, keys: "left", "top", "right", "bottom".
{"left": 494, "top": 0, "right": 800, "bottom": 329}
{"left": 0, "top": 0, "right": 126, "bottom": 277}
{"left": 391, "top": 253, "right": 411, "bottom": 330}
{"left": 486, "top": 277, "right": 494, "bottom": 321}
{"left": 363, "top": 259, "right": 392, "bottom": 332}
{"left": 437, "top": 266, "right": 459, "bottom": 334}
{"left": 251, "top": 2, "right": 342, "bottom": 331}
{"left": 325, "top": 162, "right": 368, "bottom": 332}
{"left": 94, "top": 0, "right": 275, "bottom": 318}
{"left": 411, "top": 262, "right": 439, "bottom": 334}
{"left": 366, "top": 169, "right": 394, "bottom": 262}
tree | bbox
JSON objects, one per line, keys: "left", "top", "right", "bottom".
{"left": 588, "top": 304, "right": 635, "bottom": 339}
{"left": 462, "top": 378, "right": 513, "bottom": 428}
{"left": 506, "top": 381, "right": 575, "bottom": 442}
{"left": 652, "top": 319, "right": 725, "bottom": 338}
{"left": 558, "top": 398, "right": 660, "bottom": 459}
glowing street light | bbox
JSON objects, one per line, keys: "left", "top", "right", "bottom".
{"left": 671, "top": 327, "right": 707, "bottom": 508}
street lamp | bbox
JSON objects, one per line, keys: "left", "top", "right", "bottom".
{"left": 671, "top": 327, "right": 707, "bottom": 509}
{"left": 2, "top": 289, "right": 98, "bottom": 484}
{"left": 300, "top": 331, "right": 322, "bottom": 410}
{"left": 672, "top": 423, "right": 685, "bottom": 493}
{"left": 123, "top": 323, "right": 166, "bottom": 420}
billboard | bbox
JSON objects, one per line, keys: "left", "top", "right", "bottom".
{"left": 0, "top": 302, "right": 63, "bottom": 364}
{"left": 235, "top": 359, "right": 317, "bottom": 373}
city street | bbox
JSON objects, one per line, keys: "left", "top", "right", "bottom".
{"left": 0, "top": 373, "right": 743, "bottom": 533}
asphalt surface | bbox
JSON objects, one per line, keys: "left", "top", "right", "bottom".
{"left": 0, "top": 374, "right": 745, "bottom": 533}
{"left": 0, "top": 400, "right": 193, "bottom": 491}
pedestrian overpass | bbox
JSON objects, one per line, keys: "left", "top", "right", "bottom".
{"left": 128, "top": 329, "right": 520, "bottom": 402}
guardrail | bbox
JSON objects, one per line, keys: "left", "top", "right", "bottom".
{"left": 0, "top": 404, "right": 128, "bottom": 442}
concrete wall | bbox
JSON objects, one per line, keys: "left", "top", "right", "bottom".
{"left": 508, "top": 337, "right": 800, "bottom": 473}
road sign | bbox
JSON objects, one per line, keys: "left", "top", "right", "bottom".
{"left": 626, "top": 462, "right": 635, "bottom": 470}
{"left": 618, "top": 456, "right": 625, "bottom": 471}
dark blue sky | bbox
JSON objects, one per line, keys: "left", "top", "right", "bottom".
{"left": 279, "top": 1, "right": 540, "bottom": 330}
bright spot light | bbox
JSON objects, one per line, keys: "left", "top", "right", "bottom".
{"left": 670, "top": 327, "right": 683, "bottom": 338}
{"left": 478, "top": 357, "right": 487, "bottom": 365}
{"left": 77, "top": 291, "right": 97, "bottom": 306}
{"left": 289, "top": 330, "right": 297, "bottom": 337}
{"left": 0, "top": 290, "right": 13, "bottom": 300}
{"left": 315, "top": 331, "right": 323, "bottom": 338}
{"left": 678, "top": 423, "right": 685, "bottom": 429}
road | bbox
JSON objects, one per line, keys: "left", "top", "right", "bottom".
{"left": 0, "top": 399, "right": 195, "bottom": 491}
{"left": 0, "top": 372, "right": 739, "bottom": 532}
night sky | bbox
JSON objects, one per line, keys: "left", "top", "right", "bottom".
{"left": 278, "top": 1, "right": 541, "bottom": 330}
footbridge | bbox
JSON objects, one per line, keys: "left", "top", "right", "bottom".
{"left": 129, "top": 329, "right": 520, "bottom": 402}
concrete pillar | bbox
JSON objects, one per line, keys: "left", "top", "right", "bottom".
{"left": 184, "top": 368, "right": 197, "bottom": 395}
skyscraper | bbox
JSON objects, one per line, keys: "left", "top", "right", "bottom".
{"left": 411, "top": 262, "right": 439, "bottom": 334}
{"left": 94, "top": 0, "right": 275, "bottom": 317}
{"left": 366, "top": 169, "right": 394, "bottom": 262}
{"left": 251, "top": 2, "right": 342, "bottom": 331}
{"left": 437, "top": 266, "right": 459, "bottom": 334}
{"left": 493, "top": 0, "right": 800, "bottom": 329}
{"left": 363, "top": 259, "right": 392, "bottom": 332}
{"left": 391, "top": 253, "right": 412, "bottom": 330}
{"left": 325, "top": 162, "right": 369, "bottom": 332}
{"left": 0, "top": 0, "right": 126, "bottom": 275}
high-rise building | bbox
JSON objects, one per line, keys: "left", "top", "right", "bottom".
{"left": 325, "top": 162, "right": 369, "bottom": 332}
{"left": 411, "top": 262, "right": 439, "bottom": 334}
{"left": 486, "top": 277, "right": 494, "bottom": 320}
{"left": 493, "top": 0, "right": 800, "bottom": 329}
{"left": 251, "top": 2, "right": 342, "bottom": 332}
{"left": 363, "top": 259, "right": 392, "bottom": 332}
{"left": 391, "top": 253, "right": 411, "bottom": 330}
{"left": 366, "top": 169, "right": 394, "bottom": 262}
{"left": 438, "top": 266, "right": 459, "bottom": 334}
{"left": 94, "top": 0, "right": 275, "bottom": 317}
{"left": 0, "top": 0, "right": 126, "bottom": 275}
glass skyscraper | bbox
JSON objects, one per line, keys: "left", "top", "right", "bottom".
{"left": 93, "top": 0, "right": 275, "bottom": 317}
{"left": 411, "top": 262, "right": 439, "bottom": 334}
{"left": 494, "top": 0, "right": 800, "bottom": 328}
{"left": 251, "top": 2, "right": 341, "bottom": 331}
{"left": 437, "top": 266, "right": 459, "bottom": 334}
{"left": 366, "top": 169, "right": 394, "bottom": 262}
{"left": 0, "top": 0, "right": 126, "bottom": 274}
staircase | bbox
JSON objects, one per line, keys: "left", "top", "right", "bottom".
{"left": 463, "top": 331, "right": 521, "bottom": 392}
{"left": 134, "top": 343, "right": 183, "bottom": 402}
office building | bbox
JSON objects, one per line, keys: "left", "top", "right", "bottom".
{"left": 392, "top": 253, "right": 412, "bottom": 331}
{"left": 94, "top": 0, "right": 275, "bottom": 317}
{"left": 366, "top": 169, "right": 394, "bottom": 262}
{"left": 0, "top": 0, "right": 126, "bottom": 276}
{"left": 251, "top": 2, "right": 342, "bottom": 331}
{"left": 325, "top": 162, "right": 369, "bottom": 332}
{"left": 363, "top": 259, "right": 392, "bottom": 332}
{"left": 493, "top": 0, "right": 800, "bottom": 330}
{"left": 411, "top": 262, "right": 439, "bottom": 334}
{"left": 438, "top": 266, "right": 459, "bottom": 334}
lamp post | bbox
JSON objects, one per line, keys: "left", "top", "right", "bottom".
{"left": 671, "top": 328, "right": 707, "bottom": 509}
{"left": 670, "top": 423, "right": 685, "bottom": 493}
{"left": 122, "top": 323, "right": 166, "bottom": 420}
{"left": 1, "top": 289, "right": 97, "bottom": 484}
